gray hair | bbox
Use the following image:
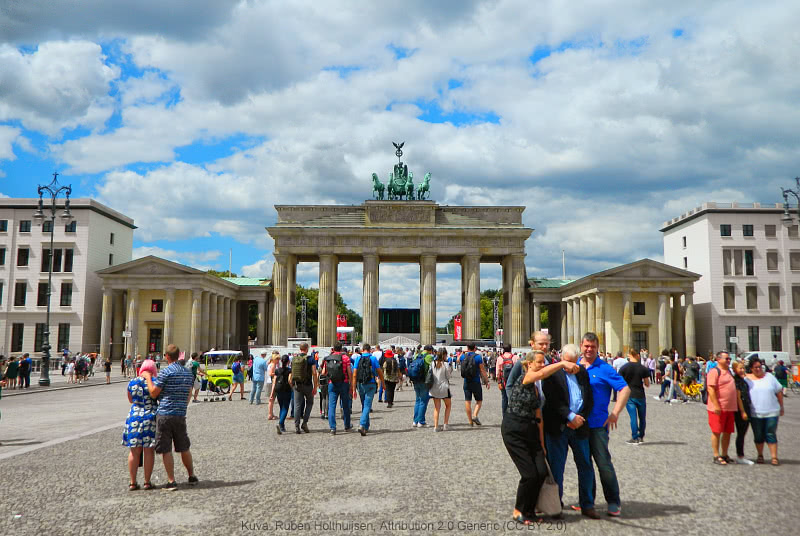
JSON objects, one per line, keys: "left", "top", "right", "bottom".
{"left": 561, "top": 344, "right": 580, "bottom": 359}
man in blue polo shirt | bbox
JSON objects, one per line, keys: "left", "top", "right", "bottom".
{"left": 351, "top": 344, "right": 383, "bottom": 436}
{"left": 578, "top": 332, "right": 630, "bottom": 517}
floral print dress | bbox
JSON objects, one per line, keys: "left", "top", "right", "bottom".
{"left": 122, "top": 377, "right": 157, "bottom": 448}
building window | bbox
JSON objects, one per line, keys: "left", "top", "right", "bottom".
{"left": 790, "top": 251, "right": 800, "bottom": 271}
{"left": 748, "top": 326, "right": 760, "bottom": 351}
{"left": 765, "top": 224, "right": 776, "bottom": 238}
{"left": 633, "top": 302, "right": 646, "bottom": 315}
{"left": 17, "top": 248, "right": 30, "bottom": 267}
{"left": 769, "top": 286, "right": 780, "bottom": 310}
{"left": 723, "top": 285, "right": 735, "bottom": 310}
{"left": 57, "top": 323, "right": 70, "bottom": 351}
{"left": 42, "top": 248, "right": 63, "bottom": 272}
{"left": 767, "top": 250, "right": 778, "bottom": 271}
{"left": 0, "top": 282, "right": 3, "bottom": 305}
{"left": 0, "top": 219, "right": 7, "bottom": 231}
{"left": 19, "top": 220, "right": 31, "bottom": 232}
{"left": 793, "top": 286, "right": 800, "bottom": 310}
{"left": 683, "top": 257, "right": 688, "bottom": 269}
{"left": 34, "top": 323, "right": 46, "bottom": 352}
{"left": 795, "top": 327, "right": 800, "bottom": 356}
{"left": 725, "top": 326, "right": 737, "bottom": 354}
{"left": 682, "top": 236, "right": 687, "bottom": 248}
{"left": 789, "top": 225, "right": 799, "bottom": 238}
{"left": 60, "top": 282, "right": 73, "bottom": 306}
{"left": 0, "top": 247, "right": 5, "bottom": 265}
{"left": 746, "top": 285, "right": 758, "bottom": 310}
{"left": 723, "top": 249, "right": 732, "bottom": 276}
{"left": 42, "top": 220, "right": 53, "bottom": 233}
{"left": 108, "top": 253, "right": 113, "bottom": 266}
{"left": 41, "top": 249, "right": 51, "bottom": 272}
{"left": 742, "top": 224, "right": 754, "bottom": 237}
{"left": 771, "top": 326, "right": 782, "bottom": 351}
{"left": 720, "top": 224, "right": 731, "bottom": 237}
{"left": 110, "top": 232, "right": 114, "bottom": 245}
{"left": 151, "top": 299, "right": 164, "bottom": 313}
{"left": 11, "top": 323, "right": 24, "bottom": 352}
{"left": 633, "top": 330, "right": 648, "bottom": 351}
{"left": 65, "top": 221, "right": 77, "bottom": 232}
{"left": 744, "top": 250, "right": 754, "bottom": 276}
{"left": 14, "top": 281, "right": 26, "bottom": 306}
{"left": 733, "top": 250, "right": 743, "bottom": 275}
{"left": 37, "top": 282, "right": 49, "bottom": 306}
{"left": 63, "top": 249, "right": 73, "bottom": 272}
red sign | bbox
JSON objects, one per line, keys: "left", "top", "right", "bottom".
{"left": 150, "top": 343, "right": 156, "bottom": 352}
{"left": 454, "top": 314, "right": 462, "bottom": 340}
{"left": 337, "top": 314, "right": 348, "bottom": 341}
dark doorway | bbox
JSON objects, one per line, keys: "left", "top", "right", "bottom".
{"left": 148, "top": 327, "right": 163, "bottom": 354}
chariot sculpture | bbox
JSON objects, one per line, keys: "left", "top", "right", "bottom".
{"left": 371, "top": 142, "right": 431, "bottom": 201}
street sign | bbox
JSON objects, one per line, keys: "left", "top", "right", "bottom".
{"left": 122, "top": 331, "right": 132, "bottom": 338}
{"left": 729, "top": 336, "right": 739, "bottom": 344}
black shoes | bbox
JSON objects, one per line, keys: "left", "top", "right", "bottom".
{"left": 358, "top": 427, "right": 367, "bottom": 436}
{"left": 581, "top": 508, "right": 600, "bottom": 519}
{"left": 162, "top": 481, "right": 178, "bottom": 492}
{"left": 472, "top": 417, "right": 482, "bottom": 426}
{"left": 301, "top": 423, "right": 310, "bottom": 433}
{"left": 188, "top": 475, "right": 198, "bottom": 486}
{"left": 276, "top": 425, "right": 283, "bottom": 435}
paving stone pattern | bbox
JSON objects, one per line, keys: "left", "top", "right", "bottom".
{"left": 1, "top": 381, "right": 798, "bottom": 535}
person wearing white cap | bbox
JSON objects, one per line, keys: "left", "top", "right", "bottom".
{"left": 250, "top": 351, "right": 269, "bottom": 404}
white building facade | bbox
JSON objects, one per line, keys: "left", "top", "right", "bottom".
{"left": 662, "top": 202, "right": 800, "bottom": 359}
{"left": 0, "top": 198, "right": 135, "bottom": 356}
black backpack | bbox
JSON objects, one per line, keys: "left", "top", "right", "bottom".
{"left": 274, "top": 366, "right": 291, "bottom": 393}
{"left": 461, "top": 352, "right": 478, "bottom": 380}
{"left": 356, "top": 353, "right": 374, "bottom": 384}
{"left": 325, "top": 354, "right": 345, "bottom": 383}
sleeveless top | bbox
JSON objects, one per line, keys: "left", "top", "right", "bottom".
{"left": 508, "top": 373, "right": 542, "bottom": 419}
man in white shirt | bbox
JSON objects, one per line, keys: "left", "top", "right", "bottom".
{"left": 612, "top": 352, "right": 627, "bottom": 401}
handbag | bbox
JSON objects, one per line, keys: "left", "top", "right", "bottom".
{"left": 424, "top": 364, "right": 435, "bottom": 389}
{"left": 535, "top": 456, "right": 561, "bottom": 516}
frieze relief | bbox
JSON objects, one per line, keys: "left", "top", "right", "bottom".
{"left": 276, "top": 234, "right": 524, "bottom": 251}
{"left": 367, "top": 205, "right": 434, "bottom": 224}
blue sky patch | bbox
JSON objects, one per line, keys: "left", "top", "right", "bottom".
{"left": 412, "top": 99, "right": 499, "bottom": 126}
{"left": 175, "top": 133, "right": 265, "bottom": 166}
{"left": 387, "top": 44, "right": 416, "bottom": 59}
{"left": 322, "top": 65, "right": 362, "bottom": 78}
{"left": 672, "top": 28, "right": 684, "bottom": 38}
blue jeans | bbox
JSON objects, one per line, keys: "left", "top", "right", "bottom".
{"left": 378, "top": 383, "right": 384, "bottom": 402}
{"left": 249, "top": 380, "right": 264, "bottom": 404}
{"left": 413, "top": 382, "right": 430, "bottom": 424}
{"left": 659, "top": 379, "right": 670, "bottom": 398}
{"left": 501, "top": 387, "right": 508, "bottom": 414}
{"left": 357, "top": 382, "right": 377, "bottom": 430}
{"left": 750, "top": 416, "right": 779, "bottom": 444}
{"left": 327, "top": 382, "right": 352, "bottom": 431}
{"left": 626, "top": 398, "right": 646, "bottom": 440}
{"left": 588, "top": 427, "right": 620, "bottom": 510}
{"left": 545, "top": 428, "right": 595, "bottom": 509}
{"left": 276, "top": 391, "right": 292, "bottom": 430}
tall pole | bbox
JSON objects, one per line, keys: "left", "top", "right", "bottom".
{"left": 300, "top": 296, "right": 308, "bottom": 335}
{"left": 492, "top": 296, "right": 499, "bottom": 344}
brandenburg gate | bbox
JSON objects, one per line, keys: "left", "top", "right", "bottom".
{"left": 266, "top": 201, "right": 533, "bottom": 347}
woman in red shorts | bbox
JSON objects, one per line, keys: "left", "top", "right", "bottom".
{"left": 706, "top": 351, "right": 737, "bottom": 465}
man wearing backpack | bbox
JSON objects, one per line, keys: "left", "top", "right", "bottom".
{"left": 352, "top": 344, "right": 384, "bottom": 436}
{"left": 290, "top": 343, "right": 318, "bottom": 434}
{"left": 321, "top": 343, "right": 353, "bottom": 435}
{"left": 496, "top": 344, "right": 518, "bottom": 415}
{"left": 409, "top": 345, "right": 435, "bottom": 427}
{"left": 460, "top": 343, "right": 490, "bottom": 426}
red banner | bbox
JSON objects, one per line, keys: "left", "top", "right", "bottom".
{"left": 454, "top": 314, "right": 462, "bottom": 340}
{"left": 337, "top": 314, "right": 348, "bottom": 341}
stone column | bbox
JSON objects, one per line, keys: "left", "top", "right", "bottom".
{"left": 216, "top": 295, "right": 225, "bottom": 348}
{"left": 318, "top": 254, "right": 338, "bottom": 347}
{"left": 208, "top": 294, "right": 218, "bottom": 349}
{"left": 112, "top": 290, "right": 124, "bottom": 359}
{"left": 201, "top": 291, "right": 210, "bottom": 351}
{"left": 222, "top": 297, "right": 230, "bottom": 349}
{"left": 463, "top": 254, "right": 481, "bottom": 340}
{"left": 523, "top": 293, "right": 530, "bottom": 340}
{"left": 572, "top": 299, "right": 580, "bottom": 343}
{"left": 363, "top": 254, "right": 380, "bottom": 345}
{"left": 126, "top": 288, "right": 139, "bottom": 357}
{"left": 100, "top": 287, "right": 112, "bottom": 359}
{"left": 533, "top": 301, "right": 541, "bottom": 333}
{"left": 190, "top": 289, "right": 202, "bottom": 356}
{"left": 672, "top": 293, "right": 685, "bottom": 356}
{"left": 501, "top": 257, "right": 511, "bottom": 344}
{"left": 579, "top": 296, "right": 587, "bottom": 338}
{"left": 658, "top": 293, "right": 668, "bottom": 354}
{"left": 419, "top": 254, "right": 437, "bottom": 346}
{"left": 560, "top": 301, "right": 568, "bottom": 347}
{"left": 586, "top": 294, "right": 595, "bottom": 336}
{"left": 595, "top": 293, "right": 605, "bottom": 352}
{"left": 511, "top": 255, "right": 526, "bottom": 347}
{"left": 684, "top": 292, "right": 696, "bottom": 357}
{"left": 272, "top": 254, "right": 287, "bottom": 346}
{"left": 256, "top": 298, "right": 267, "bottom": 345}
{"left": 286, "top": 255, "right": 297, "bottom": 339}
{"left": 666, "top": 296, "right": 673, "bottom": 350}
{"left": 622, "top": 291, "right": 633, "bottom": 355}
{"left": 230, "top": 299, "right": 238, "bottom": 351}
{"left": 163, "top": 288, "right": 175, "bottom": 346}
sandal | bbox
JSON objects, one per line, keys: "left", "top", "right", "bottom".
{"left": 128, "top": 483, "right": 140, "bottom": 491}
{"left": 143, "top": 482, "right": 155, "bottom": 490}
{"left": 721, "top": 455, "right": 733, "bottom": 464}
{"left": 771, "top": 458, "right": 780, "bottom": 466}
{"left": 713, "top": 456, "right": 728, "bottom": 465}
{"left": 756, "top": 455, "right": 765, "bottom": 464}
{"left": 512, "top": 513, "right": 535, "bottom": 525}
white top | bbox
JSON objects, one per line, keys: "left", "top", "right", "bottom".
{"left": 428, "top": 362, "right": 451, "bottom": 398}
{"left": 746, "top": 374, "right": 782, "bottom": 417}
{"left": 613, "top": 357, "right": 627, "bottom": 372}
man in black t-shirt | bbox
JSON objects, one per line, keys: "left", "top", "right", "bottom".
{"left": 619, "top": 350, "right": 651, "bottom": 445}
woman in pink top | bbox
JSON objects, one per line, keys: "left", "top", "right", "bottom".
{"left": 266, "top": 351, "right": 280, "bottom": 420}
{"left": 706, "top": 351, "right": 737, "bottom": 465}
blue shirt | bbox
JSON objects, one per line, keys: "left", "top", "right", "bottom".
{"left": 252, "top": 356, "right": 268, "bottom": 382}
{"left": 565, "top": 371, "right": 584, "bottom": 422}
{"left": 352, "top": 353, "right": 381, "bottom": 384}
{"left": 583, "top": 357, "right": 628, "bottom": 428}
{"left": 153, "top": 362, "right": 194, "bottom": 416}
{"left": 459, "top": 352, "right": 484, "bottom": 385}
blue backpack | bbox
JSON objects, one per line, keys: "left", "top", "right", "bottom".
{"left": 408, "top": 356, "right": 426, "bottom": 382}
{"left": 232, "top": 361, "right": 242, "bottom": 374}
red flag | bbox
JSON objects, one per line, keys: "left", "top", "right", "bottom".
{"left": 454, "top": 314, "right": 462, "bottom": 341}
{"left": 337, "top": 314, "right": 348, "bottom": 341}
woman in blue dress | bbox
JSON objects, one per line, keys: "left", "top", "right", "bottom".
{"left": 122, "top": 359, "right": 158, "bottom": 490}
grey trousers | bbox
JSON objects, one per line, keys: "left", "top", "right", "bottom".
{"left": 293, "top": 383, "right": 314, "bottom": 426}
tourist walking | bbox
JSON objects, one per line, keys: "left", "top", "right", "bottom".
{"left": 619, "top": 349, "right": 650, "bottom": 444}
{"left": 409, "top": 345, "right": 434, "bottom": 427}
{"left": 706, "top": 351, "right": 736, "bottom": 465}
{"left": 322, "top": 343, "right": 352, "bottom": 435}
{"left": 382, "top": 350, "right": 400, "bottom": 408}
{"left": 496, "top": 344, "right": 517, "bottom": 415}
{"left": 291, "top": 343, "right": 318, "bottom": 434}
{"left": 429, "top": 348, "right": 452, "bottom": 431}
{"left": 5, "top": 357, "right": 18, "bottom": 389}
{"left": 745, "top": 357, "right": 784, "bottom": 465}
{"left": 460, "top": 343, "right": 490, "bottom": 426}
{"left": 228, "top": 356, "right": 245, "bottom": 401}
{"left": 352, "top": 344, "right": 383, "bottom": 436}
{"left": 19, "top": 354, "right": 31, "bottom": 389}
{"left": 104, "top": 357, "right": 112, "bottom": 384}
{"left": 122, "top": 359, "right": 157, "bottom": 491}
{"left": 732, "top": 361, "right": 754, "bottom": 465}
{"left": 267, "top": 351, "right": 279, "bottom": 419}
{"left": 249, "top": 351, "right": 268, "bottom": 405}
{"left": 273, "top": 355, "right": 292, "bottom": 434}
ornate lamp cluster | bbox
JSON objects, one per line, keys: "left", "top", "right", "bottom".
{"left": 780, "top": 177, "right": 800, "bottom": 226}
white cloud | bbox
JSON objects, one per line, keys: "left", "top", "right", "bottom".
{"left": 132, "top": 245, "right": 221, "bottom": 269}
{"left": 0, "top": 125, "right": 20, "bottom": 160}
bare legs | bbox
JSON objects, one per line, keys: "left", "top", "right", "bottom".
{"left": 127, "top": 447, "right": 155, "bottom": 485}
{"left": 711, "top": 432, "right": 731, "bottom": 459}
{"left": 162, "top": 450, "right": 194, "bottom": 483}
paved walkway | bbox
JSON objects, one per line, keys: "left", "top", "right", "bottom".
{"left": 0, "top": 380, "right": 798, "bottom": 535}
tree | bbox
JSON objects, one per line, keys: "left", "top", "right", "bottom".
{"left": 442, "top": 289, "right": 504, "bottom": 340}
{"left": 293, "top": 285, "right": 363, "bottom": 346}
{"left": 207, "top": 269, "right": 238, "bottom": 278}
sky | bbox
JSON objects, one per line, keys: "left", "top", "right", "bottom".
{"left": 1, "top": 1, "right": 799, "bottom": 325}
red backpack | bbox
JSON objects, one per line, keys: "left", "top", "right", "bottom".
{"left": 499, "top": 353, "right": 514, "bottom": 388}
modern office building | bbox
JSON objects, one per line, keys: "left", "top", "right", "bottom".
{"left": 0, "top": 198, "right": 135, "bottom": 356}
{"left": 661, "top": 202, "right": 800, "bottom": 358}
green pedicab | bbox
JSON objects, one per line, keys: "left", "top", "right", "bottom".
{"left": 202, "top": 350, "right": 241, "bottom": 401}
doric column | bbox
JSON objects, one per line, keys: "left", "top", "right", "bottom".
{"left": 190, "top": 289, "right": 202, "bottom": 356}
{"left": 511, "top": 255, "right": 526, "bottom": 347}
{"left": 257, "top": 298, "right": 267, "bottom": 345}
{"left": 463, "top": 254, "right": 481, "bottom": 340}
{"left": 684, "top": 292, "right": 696, "bottom": 357}
{"left": 658, "top": 293, "right": 668, "bottom": 354}
{"left": 533, "top": 300, "right": 541, "bottom": 333}
{"left": 208, "top": 294, "right": 218, "bottom": 350}
{"left": 112, "top": 290, "right": 125, "bottom": 359}
{"left": 216, "top": 295, "right": 225, "bottom": 348}
{"left": 163, "top": 288, "right": 175, "bottom": 347}
{"left": 363, "top": 254, "right": 380, "bottom": 345}
{"left": 230, "top": 299, "right": 238, "bottom": 350}
{"left": 420, "top": 254, "right": 437, "bottom": 346}
{"left": 622, "top": 291, "right": 633, "bottom": 355}
{"left": 501, "top": 257, "right": 511, "bottom": 344}
{"left": 566, "top": 300, "right": 573, "bottom": 344}
{"left": 286, "top": 255, "right": 297, "bottom": 339}
{"left": 318, "top": 254, "right": 338, "bottom": 347}
{"left": 201, "top": 291, "right": 210, "bottom": 351}
{"left": 222, "top": 297, "right": 231, "bottom": 348}
{"left": 271, "top": 254, "right": 288, "bottom": 346}
{"left": 672, "top": 293, "right": 685, "bottom": 356}
{"left": 579, "top": 296, "right": 587, "bottom": 338}
{"left": 595, "top": 293, "right": 605, "bottom": 352}
{"left": 125, "top": 288, "right": 139, "bottom": 357}
{"left": 100, "top": 287, "right": 112, "bottom": 359}
{"left": 560, "top": 301, "right": 568, "bottom": 347}
{"left": 572, "top": 298, "right": 581, "bottom": 343}
{"left": 586, "top": 294, "right": 595, "bottom": 336}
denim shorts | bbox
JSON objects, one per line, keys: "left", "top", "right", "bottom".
{"left": 463, "top": 381, "right": 482, "bottom": 402}
{"left": 750, "top": 416, "right": 779, "bottom": 444}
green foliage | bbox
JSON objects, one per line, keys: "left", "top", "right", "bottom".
{"left": 442, "top": 289, "right": 503, "bottom": 339}
{"left": 294, "top": 285, "right": 363, "bottom": 345}
{"left": 207, "top": 269, "right": 238, "bottom": 278}
{"left": 540, "top": 307, "right": 549, "bottom": 329}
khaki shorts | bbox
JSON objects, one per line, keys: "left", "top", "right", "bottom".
{"left": 155, "top": 415, "right": 191, "bottom": 454}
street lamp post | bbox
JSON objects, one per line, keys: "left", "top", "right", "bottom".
{"left": 492, "top": 296, "right": 499, "bottom": 345}
{"left": 300, "top": 296, "right": 308, "bottom": 336}
{"left": 33, "top": 172, "right": 73, "bottom": 387}
{"left": 780, "top": 177, "right": 800, "bottom": 225}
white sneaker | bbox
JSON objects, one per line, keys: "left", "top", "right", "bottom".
{"left": 443, "top": 424, "right": 450, "bottom": 431}
{"left": 670, "top": 399, "right": 679, "bottom": 404}
{"left": 411, "top": 423, "right": 418, "bottom": 429}
{"left": 736, "top": 457, "right": 755, "bottom": 465}
{"left": 652, "top": 396, "right": 661, "bottom": 401}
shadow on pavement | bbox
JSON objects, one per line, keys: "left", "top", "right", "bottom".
{"left": 636, "top": 441, "right": 687, "bottom": 447}
{"left": 0, "top": 439, "right": 43, "bottom": 446}
{"left": 615, "top": 500, "right": 694, "bottom": 520}
{"left": 196, "top": 479, "right": 257, "bottom": 490}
